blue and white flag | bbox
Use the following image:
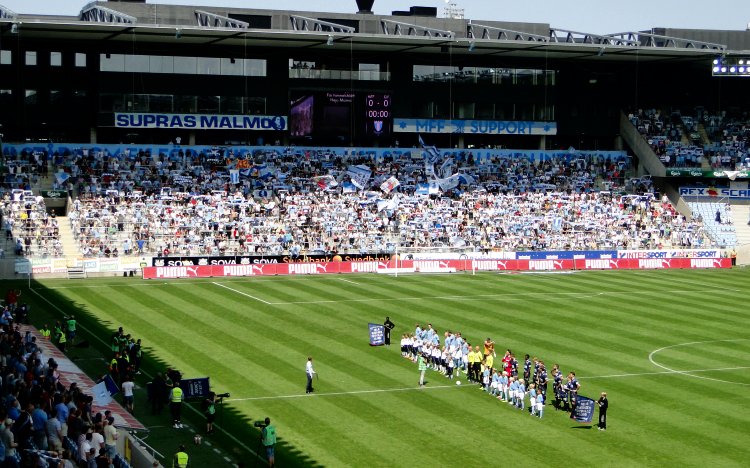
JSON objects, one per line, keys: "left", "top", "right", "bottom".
{"left": 229, "top": 169, "right": 240, "bottom": 184}
{"left": 55, "top": 172, "right": 71, "bottom": 184}
{"left": 439, "top": 158, "right": 454, "bottom": 178}
{"left": 347, "top": 165, "right": 372, "bottom": 189}
{"left": 458, "top": 173, "right": 476, "bottom": 185}
{"left": 342, "top": 181, "right": 357, "bottom": 193}
{"left": 436, "top": 174, "right": 461, "bottom": 191}
{"left": 418, "top": 135, "right": 441, "bottom": 165}
{"left": 92, "top": 381, "right": 112, "bottom": 407}
{"left": 415, "top": 182, "right": 439, "bottom": 195}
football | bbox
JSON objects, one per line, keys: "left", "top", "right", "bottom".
{"left": 456, "top": 380, "right": 461, "bottom": 386}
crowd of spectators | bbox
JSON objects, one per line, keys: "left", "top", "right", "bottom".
{"left": 0, "top": 298, "right": 128, "bottom": 467}
{"left": 0, "top": 142, "right": 718, "bottom": 258}
{"left": 1, "top": 192, "right": 63, "bottom": 258}
{"left": 631, "top": 107, "right": 750, "bottom": 169}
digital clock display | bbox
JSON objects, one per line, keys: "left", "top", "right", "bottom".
{"left": 364, "top": 93, "right": 392, "bottom": 137}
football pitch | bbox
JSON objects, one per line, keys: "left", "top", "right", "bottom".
{"left": 30, "top": 268, "right": 750, "bottom": 467}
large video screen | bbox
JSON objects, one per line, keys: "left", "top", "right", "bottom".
{"left": 290, "top": 91, "right": 392, "bottom": 143}
{"left": 290, "top": 95, "right": 314, "bottom": 137}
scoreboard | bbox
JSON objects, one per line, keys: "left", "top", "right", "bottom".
{"left": 364, "top": 93, "right": 392, "bottom": 137}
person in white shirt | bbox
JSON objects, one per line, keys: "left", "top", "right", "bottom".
{"left": 305, "top": 357, "right": 316, "bottom": 394}
{"left": 122, "top": 378, "right": 135, "bottom": 413}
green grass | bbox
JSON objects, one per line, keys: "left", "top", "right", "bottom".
{"left": 20, "top": 268, "right": 750, "bottom": 467}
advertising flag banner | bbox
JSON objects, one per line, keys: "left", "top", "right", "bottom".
{"left": 368, "top": 323, "right": 385, "bottom": 346}
{"left": 572, "top": 395, "right": 596, "bottom": 423}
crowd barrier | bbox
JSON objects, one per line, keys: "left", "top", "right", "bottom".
{"left": 142, "top": 257, "right": 731, "bottom": 279}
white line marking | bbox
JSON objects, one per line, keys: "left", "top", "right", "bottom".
{"left": 28, "top": 287, "right": 266, "bottom": 462}
{"left": 227, "top": 364, "right": 750, "bottom": 403}
{"left": 212, "top": 282, "right": 273, "bottom": 305}
{"left": 338, "top": 278, "right": 360, "bottom": 285}
{"left": 228, "top": 384, "right": 462, "bottom": 402}
{"left": 648, "top": 339, "right": 750, "bottom": 386}
{"left": 581, "top": 365, "right": 750, "bottom": 380}
{"left": 213, "top": 448, "right": 222, "bottom": 454}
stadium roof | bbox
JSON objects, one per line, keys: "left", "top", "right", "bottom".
{"left": 1, "top": 1, "right": 745, "bottom": 62}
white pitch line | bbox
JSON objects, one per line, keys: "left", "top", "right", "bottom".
{"left": 226, "top": 364, "right": 750, "bottom": 402}
{"left": 338, "top": 278, "right": 360, "bottom": 285}
{"left": 212, "top": 281, "right": 273, "bottom": 305}
{"left": 581, "top": 365, "right": 750, "bottom": 380}
{"left": 227, "top": 384, "right": 462, "bottom": 402}
{"left": 649, "top": 339, "right": 750, "bottom": 386}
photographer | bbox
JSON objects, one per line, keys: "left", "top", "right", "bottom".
{"left": 259, "top": 417, "right": 276, "bottom": 468}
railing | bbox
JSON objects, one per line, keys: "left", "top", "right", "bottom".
{"left": 288, "top": 68, "right": 391, "bottom": 81}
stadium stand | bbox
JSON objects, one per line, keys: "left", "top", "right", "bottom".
{"left": 0, "top": 192, "right": 63, "bottom": 258}
{"left": 630, "top": 107, "right": 750, "bottom": 169}
{"left": 21, "top": 144, "right": 708, "bottom": 255}
{"left": 686, "top": 201, "right": 737, "bottom": 247}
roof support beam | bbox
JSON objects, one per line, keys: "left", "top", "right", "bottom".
{"left": 0, "top": 3, "right": 17, "bottom": 20}
{"left": 381, "top": 19, "right": 454, "bottom": 38}
{"left": 80, "top": 2, "right": 136, "bottom": 24}
{"left": 467, "top": 23, "right": 548, "bottom": 42}
{"left": 289, "top": 15, "right": 355, "bottom": 34}
{"left": 194, "top": 10, "right": 248, "bottom": 29}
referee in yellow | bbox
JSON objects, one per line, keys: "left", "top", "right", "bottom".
{"left": 173, "top": 444, "right": 189, "bottom": 467}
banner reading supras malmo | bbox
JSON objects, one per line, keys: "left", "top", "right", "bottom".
{"left": 115, "top": 113, "right": 287, "bottom": 131}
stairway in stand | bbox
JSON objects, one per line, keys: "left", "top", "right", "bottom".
{"left": 57, "top": 216, "right": 80, "bottom": 262}
{"left": 731, "top": 203, "right": 750, "bottom": 247}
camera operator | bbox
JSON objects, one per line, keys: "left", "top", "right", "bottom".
{"left": 259, "top": 417, "right": 276, "bottom": 468}
{"left": 203, "top": 392, "right": 216, "bottom": 435}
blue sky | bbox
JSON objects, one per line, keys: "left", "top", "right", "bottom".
{"left": 2, "top": 0, "right": 750, "bottom": 34}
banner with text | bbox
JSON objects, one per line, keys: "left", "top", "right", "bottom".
{"left": 394, "top": 119, "right": 556, "bottom": 135}
{"left": 114, "top": 113, "right": 288, "bottom": 131}
{"left": 571, "top": 395, "right": 596, "bottom": 424}
{"left": 679, "top": 187, "right": 750, "bottom": 200}
{"left": 368, "top": 323, "right": 385, "bottom": 346}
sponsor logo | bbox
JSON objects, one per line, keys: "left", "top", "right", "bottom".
{"left": 638, "top": 259, "right": 671, "bottom": 269}
{"left": 289, "top": 263, "right": 322, "bottom": 274}
{"left": 690, "top": 259, "right": 722, "bottom": 269}
{"left": 222, "top": 265, "right": 265, "bottom": 276}
{"left": 414, "top": 261, "right": 452, "bottom": 270}
{"left": 351, "top": 262, "right": 379, "bottom": 273}
{"left": 529, "top": 260, "right": 557, "bottom": 270}
{"left": 155, "top": 267, "right": 195, "bottom": 278}
{"left": 584, "top": 259, "right": 612, "bottom": 269}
